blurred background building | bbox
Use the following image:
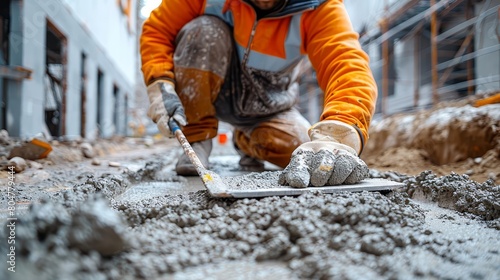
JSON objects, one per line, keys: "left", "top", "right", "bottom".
{"left": 299, "top": 0, "right": 500, "bottom": 122}
{"left": 0, "top": 0, "right": 138, "bottom": 140}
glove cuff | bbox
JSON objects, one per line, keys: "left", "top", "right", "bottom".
{"left": 147, "top": 79, "right": 175, "bottom": 88}
{"left": 146, "top": 80, "right": 176, "bottom": 102}
{"left": 308, "top": 120, "right": 362, "bottom": 155}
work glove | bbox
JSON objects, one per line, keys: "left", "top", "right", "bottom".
{"left": 146, "top": 80, "right": 187, "bottom": 137}
{"left": 279, "top": 120, "right": 369, "bottom": 188}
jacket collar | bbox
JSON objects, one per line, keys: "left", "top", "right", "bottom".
{"left": 270, "top": 0, "right": 325, "bottom": 17}
{"left": 239, "top": 0, "right": 325, "bottom": 18}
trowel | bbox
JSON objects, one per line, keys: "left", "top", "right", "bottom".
{"left": 169, "top": 119, "right": 404, "bottom": 198}
{"left": 169, "top": 119, "right": 231, "bottom": 197}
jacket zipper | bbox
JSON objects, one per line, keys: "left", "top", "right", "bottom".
{"left": 242, "top": 21, "right": 257, "bottom": 65}
{"left": 239, "top": 1, "right": 314, "bottom": 66}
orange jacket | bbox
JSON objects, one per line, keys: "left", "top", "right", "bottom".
{"left": 141, "top": 0, "right": 377, "bottom": 144}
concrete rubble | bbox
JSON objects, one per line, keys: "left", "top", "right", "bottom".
{"left": 7, "top": 157, "right": 27, "bottom": 173}
{"left": 79, "top": 143, "right": 95, "bottom": 159}
{"left": 1, "top": 164, "right": 499, "bottom": 280}
{"left": 0, "top": 103, "right": 499, "bottom": 280}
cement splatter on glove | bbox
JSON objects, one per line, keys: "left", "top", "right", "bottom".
{"left": 146, "top": 80, "right": 187, "bottom": 137}
{"left": 279, "top": 120, "right": 369, "bottom": 188}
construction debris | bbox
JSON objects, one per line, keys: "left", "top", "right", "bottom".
{"left": 108, "top": 161, "right": 121, "bottom": 167}
{"left": 8, "top": 138, "right": 53, "bottom": 160}
{"left": 474, "top": 92, "right": 500, "bottom": 107}
{"left": 0, "top": 129, "right": 9, "bottom": 145}
{"left": 7, "top": 157, "right": 27, "bottom": 173}
{"left": 66, "top": 197, "right": 128, "bottom": 256}
{"left": 80, "top": 143, "right": 95, "bottom": 158}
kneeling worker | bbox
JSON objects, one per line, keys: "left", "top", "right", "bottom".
{"left": 140, "top": 0, "right": 377, "bottom": 188}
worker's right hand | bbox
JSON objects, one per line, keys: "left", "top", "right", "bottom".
{"left": 146, "top": 80, "right": 187, "bottom": 137}
{"left": 279, "top": 120, "right": 369, "bottom": 188}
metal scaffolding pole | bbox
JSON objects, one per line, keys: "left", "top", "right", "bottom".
{"left": 414, "top": 29, "right": 421, "bottom": 107}
{"left": 381, "top": 19, "right": 389, "bottom": 116}
{"left": 431, "top": 0, "right": 439, "bottom": 105}
{"left": 466, "top": 0, "right": 475, "bottom": 95}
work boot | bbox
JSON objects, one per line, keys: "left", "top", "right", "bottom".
{"left": 175, "top": 139, "right": 212, "bottom": 176}
{"left": 233, "top": 141, "right": 265, "bottom": 171}
{"left": 239, "top": 155, "right": 265, "bottom": 171}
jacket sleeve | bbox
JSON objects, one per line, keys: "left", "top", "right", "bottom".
{"left": 140, "top": 0, "right": 205, "bottom": 86}
{"left": 302, "top": 0, "right": 377, "bottom": 145}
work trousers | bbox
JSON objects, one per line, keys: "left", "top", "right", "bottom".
{"left": 173, "top": 16, "right": 310, "bottom": 168}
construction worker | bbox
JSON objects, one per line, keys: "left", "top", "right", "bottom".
{"left": 141, "top": 0, "right": 377, "bottom": 188}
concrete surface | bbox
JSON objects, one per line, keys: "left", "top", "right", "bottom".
{"left": 0, "top": 137, "right": 499, "bottom": 280}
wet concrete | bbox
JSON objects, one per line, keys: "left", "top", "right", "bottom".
{"left": 404, "top": 171, "right": 500, "bottom": 228}
{"left": 223, "top": 171, "right": 282, "bottom": 190}
{"left": 162, "top": 260, "right": 299, "bottom": 280}
{"left": 1, "top": 140, "right": 499, "bottom": 280}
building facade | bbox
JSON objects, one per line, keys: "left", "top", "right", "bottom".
{"left": 345, "top": 0, "right": 500, "bottom": 115}
{"left": 0, "top": 0, "right": 138, "bottom": 140}
{"left": 299, "top": 0, "right": 500, "bottom": 121}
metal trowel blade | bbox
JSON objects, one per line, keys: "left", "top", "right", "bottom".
{"left": 212, "top": 178, "right": 404, "bottom": 198}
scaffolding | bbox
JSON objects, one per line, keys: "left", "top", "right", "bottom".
{"left": 363, "top": 0, "right": 500, "bottom": 116}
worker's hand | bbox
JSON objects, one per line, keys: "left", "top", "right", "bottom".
{"left": 279, "top": 120, "right": 369, "bottom": 188}
{"left": 146, "top": 80, "right": 187, "bottom": 137}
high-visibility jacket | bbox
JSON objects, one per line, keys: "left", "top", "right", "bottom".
{"left": 140, "top": 0, "right": 377, "bottom": 144}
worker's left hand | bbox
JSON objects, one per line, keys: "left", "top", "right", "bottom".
{"left": 146, "top": 80, "right": 187, "bottom": 137}
{"left": 278, "top": 120, "right": 369, "bottom": 188}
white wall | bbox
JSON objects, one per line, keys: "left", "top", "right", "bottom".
{"left": 15, "top": 0, "right": 136, "bottom": 139}
{"left": 475, "top": 0, "right": 500, "bottom": 92}
{"left": 389, "top": 37, "right": 416, "bottom": 114}
{"left": 344, "top": 0, "right": 400, "bottom": 33}
{"left": 61, "top": 0, "right": 137, "bottom": 85}
{"left": 17, "top": 0, "right": 50, "bottom": 138}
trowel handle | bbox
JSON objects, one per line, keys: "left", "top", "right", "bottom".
{"left": 167, "top": 117, "right": 207, "bottom": 178}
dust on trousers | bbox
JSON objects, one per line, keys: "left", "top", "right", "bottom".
{"left": 173, "top": 16, "right": 310, "bottom": 168}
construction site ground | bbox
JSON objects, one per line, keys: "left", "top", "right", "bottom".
{"left": 1, "top": 98, "right": 499, "bottom": 279}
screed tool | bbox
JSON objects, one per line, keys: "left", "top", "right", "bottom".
{"left": 169, "top": 119, "right": 404, "bottom": 198}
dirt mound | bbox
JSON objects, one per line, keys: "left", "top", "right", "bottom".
{"left": 363, "top": 104, "right": 500, "bottom": 183}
